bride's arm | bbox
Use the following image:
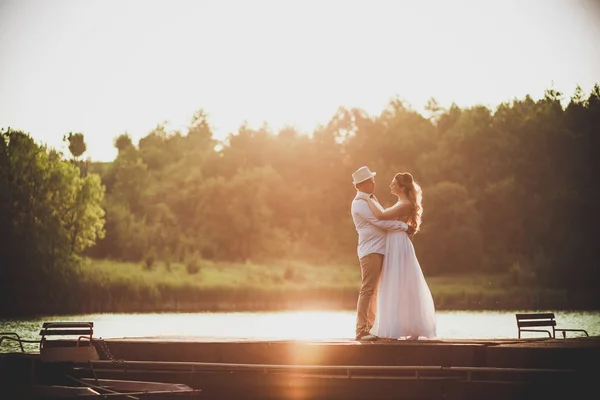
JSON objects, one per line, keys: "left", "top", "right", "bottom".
{"left": 353, "top": 200, "right": 408, "bottom": 231}
{"left": 366, "top": 198, "right": 411, "bottom": 220}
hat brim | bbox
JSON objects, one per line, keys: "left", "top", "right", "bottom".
{"left": 353, "top": 171, "right": 376, "bottom": 184}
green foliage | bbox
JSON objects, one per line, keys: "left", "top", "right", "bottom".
{"left": 3, "top": 82, "right": 600, "bottom": 316}
{"left": 29, "top": 259, "right": 591, "bottom": 313}
{"left": 64, "top": 132, "right": 87, "bottom": 159}
{"left": 84, "top": 85, "right": 598, "bottom": 293}
{"left": 186, "top": 259, "right": 201, "bottom": 275}
{"left": 415, "top": 181, "right": 483, "bottom": 274}
{"left": 0, "top": 129, "right": 105, "bottom": 316}
{"left": 114, "top": 133, "right": 134, "bottom": 152}
{"left": 144, "top": 249, "right": 156, "bottom": 271}
{"left": 184, "top": 250, "right": 201, "bottom": 275}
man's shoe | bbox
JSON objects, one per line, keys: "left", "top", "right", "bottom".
{"left": 360, "top": 333, "right": 379, "bottom": 341}
{"left": 355, "top": 331, "right": 379, "bottom": 341}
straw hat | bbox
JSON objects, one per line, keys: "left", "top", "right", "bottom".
{"left": 352, "top": 166, "right": 376, "bottom": 184}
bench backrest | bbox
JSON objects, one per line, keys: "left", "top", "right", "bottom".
{"left": 39, "top": 322, "right": 94, "bottom": 338}
{"left": 515, "top": 313, "right": 556, "bottom": 328}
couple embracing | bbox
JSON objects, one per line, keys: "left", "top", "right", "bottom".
{"left": 351, "top": 166, "right": 436, "bottom": 341}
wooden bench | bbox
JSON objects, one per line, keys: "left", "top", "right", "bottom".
{"left": 39, "top": 321, "right": 94, "bottom": 342}
{"left": 516, "top": 313, "right": 589, "bottom": 339}
{"left": 39, "top": 322, "right": 99, "bottom": 362}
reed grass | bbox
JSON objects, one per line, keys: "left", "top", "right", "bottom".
{"left": 80, "top": 258, "right": 361, "bottom": 291}
{"left": 60, "top": 258, "right": 590, "bottom": 314}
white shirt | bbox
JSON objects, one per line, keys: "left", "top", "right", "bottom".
{"left": 351, "top": 191, "right": 409, "bottom": 259}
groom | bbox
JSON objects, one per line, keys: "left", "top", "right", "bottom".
{"left": 351, "top": 166, "right": 409, "bottom": 341}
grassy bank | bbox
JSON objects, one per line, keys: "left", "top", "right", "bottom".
{"left": 61, "top": 258, "right": 597, "bottom": 314}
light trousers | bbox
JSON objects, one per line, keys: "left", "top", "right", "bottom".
{"left": 355, "top": 253, "right": 384, "bottom": 335}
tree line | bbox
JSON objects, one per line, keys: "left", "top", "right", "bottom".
{"left": 1, "top": 84, "right": 598, "bottom": 315}
{"left": 0, "top": 130, "right": 104, "bottom": 314}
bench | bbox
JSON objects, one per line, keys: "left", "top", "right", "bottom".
{"left": 1, "top": 321, "right": 99, "bottom": 362}
{"left": 39, "top": 322, "right": 99, "bottom": 362}
{"left": 39, "top": 321, "right": 94, "bottom": 342}
{"left": 516, "top": 313, "right": 589, "bottom": 339}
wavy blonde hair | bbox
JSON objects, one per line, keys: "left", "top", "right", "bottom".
{"left": 394, "top": 172, "right": 423, "bottom": 235}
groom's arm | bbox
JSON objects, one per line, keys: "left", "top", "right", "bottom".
{"left": 353, "top": 201, "right": 408, "bottom": 231}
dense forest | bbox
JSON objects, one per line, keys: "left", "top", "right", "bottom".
{"left": 1, "top": 84, "right": 598, "bottom": 315}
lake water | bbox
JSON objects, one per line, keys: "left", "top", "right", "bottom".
{"left": 1, "top": 310, "right": 598, "bottom": 353}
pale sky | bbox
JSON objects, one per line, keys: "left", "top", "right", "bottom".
{"left": 1, "top": 0, "right": 599, "bottom": 161}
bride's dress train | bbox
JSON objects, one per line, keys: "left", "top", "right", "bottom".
{"left": 370, "top": 230, "right": 436, "bottom": 339}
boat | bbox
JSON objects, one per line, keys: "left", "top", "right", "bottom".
{"left": 0, "top": 322, "right": 201, "bottom": 399}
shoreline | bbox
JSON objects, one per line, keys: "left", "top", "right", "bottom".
{"left": 2, "top": 289, "right": 598, "bottom": 319}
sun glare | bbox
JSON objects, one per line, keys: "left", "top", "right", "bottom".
{"left": 87, "top": 311, "right": 355, "bottom": 341}
{"left": 202, "top": 311, "right": 354, "bottom": 341}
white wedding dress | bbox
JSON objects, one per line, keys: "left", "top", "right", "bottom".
{"left": 370, "top": 229, "right": 436, "bottom": 339}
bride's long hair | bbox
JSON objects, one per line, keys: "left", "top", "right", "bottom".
{"left": 395, "top": 172, "right": 423, "bottom": 235}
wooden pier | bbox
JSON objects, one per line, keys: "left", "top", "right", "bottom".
{"left": 95, "top": 335, "right": 600, "bottom": 369}
{"left": 2, "top": 336, "right": 598, "bottom": 399}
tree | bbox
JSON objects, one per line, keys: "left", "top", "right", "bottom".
{"left": 114, "top": 133, "right": 134, "bottom": 153}
{"left": 415, "top": 181, "right": 483, "bottom": 275}
{"left": 82, "top": 82, "right": 600, "bottom": 294}
{"left": 64, "top": 132, "right": 87, "bottom": 159}
{"left": 0, "top": 128, "right": 105, "bottom": 316}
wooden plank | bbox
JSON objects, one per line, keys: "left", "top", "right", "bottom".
{"left": 515, "top": 313, "right": 555, "bottom": 320}
{"left": 517, "top": 321, "right": 556, "bottom": 328}
{"left": 39, "top": 329, "right": 93, "bottom": 336}
{"left": 42, "top": 322, "right": 93, "bottom": 328}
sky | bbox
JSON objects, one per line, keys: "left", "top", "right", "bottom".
{"left": 1, "top": 0, "right": 599, "bottom": 162}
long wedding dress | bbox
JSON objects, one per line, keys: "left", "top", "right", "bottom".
{"left": 370, "top": 229, "right": 436, "bottom": 339}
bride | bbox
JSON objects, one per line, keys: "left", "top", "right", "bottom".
{"left": 360, "top": 172, "right": 436, "bottom": 340}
